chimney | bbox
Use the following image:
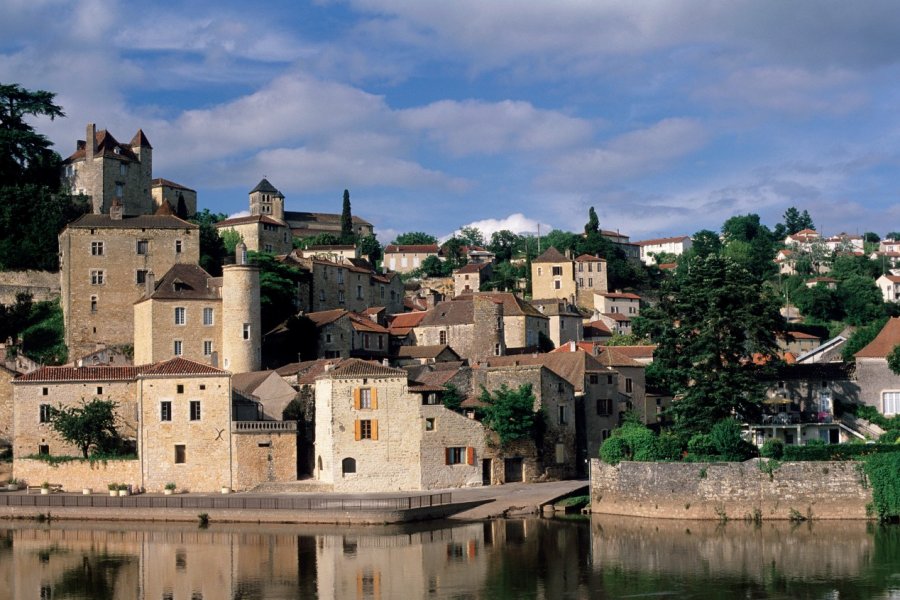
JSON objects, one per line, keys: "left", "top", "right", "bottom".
{"left": 569, "top": 340, "right": 576, "bottom": 352}
{"left": 86, "top": 123, "right": 96, "bottom": 160}
{"left": 382, "top": 358, "right": 389, "bottom": 367}
{"left": 109, "top": 199, "right": 123, "bottom": 220}
{"left": 145, "top": 271, "right": 155, "bottom": 296}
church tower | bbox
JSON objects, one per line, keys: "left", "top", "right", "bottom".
{"left": 248, "top": 178, "right": 285, "bottom": 222}
{"left": 221, "top": 242, "right": 262, "bottom": 373}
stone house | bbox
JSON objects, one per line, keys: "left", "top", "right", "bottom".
{"left": 151, "top": 178, "right": 197, "bottom": 218}
{"left": 314, "top": 359, "right": 486, "bottom": 492}
{"left": 775, "top": 249, "right": 797, "bottom": 276}
{"left": 531, "top": 248, "right": 608, "bottom": 309}
{"left": 12, "top": 357, "right": 297, "bottom": 492}
{"left": 452, "top": 262, "right": 492, "bottom": 296}
{"left": 596, "top": 312, "right": 634, "bottom": 335}
{"left": 62, "top": 124, "right": 154, "bottom": 216}
{"left": 295, "top": 255, "right": 404, "bottom": 315}
{"left": 387, "top": 311, "right": 427, "bottom": 349}
{"left": 583, "top": 320, "right": 613, "bottom": 342}
{"left": 383, "top": 244, "right": 440, "bottom": 274}
{"left": 133, "top": 247, "right": 262, "bottom": 374}
{"left": 854, "top": 317, "right": 900, "bottom": 416}
{"left": 231, "top": 370, "right": 298, "bottom": 421}
{"left": 594, "top": 291, "right": 641, "bottom": 318}
{"left": 635, "top": 235, "right": 692, "bottom": 265}
{"left": 530, "top": 299, "right": 583, "bottom": 349}
{"left": 297, "top": 245, "right": 359, "bottom": 262}
{"left": 58, "top": 208, "right": 200, "bottom": 361}
{"left": 392, "top": 345, "right": 461, "bottom": 367}
{"left": 0, "top": 364, "right": 16, "bottom": 448}
{"left": 305, "top": 309, "right": 390, "bottom": 359}
{"left": 876, "top": 274, "right": 900, "bottom": 303}
{"left": 776, "top": 331, "right": 821, "bottom": 356}
{"left": 601, "top": 229, "right": 641, "bottom": 261}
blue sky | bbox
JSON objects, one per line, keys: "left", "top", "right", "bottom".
{"left": 4, "top": 0, "right": 900, "bottom": 243}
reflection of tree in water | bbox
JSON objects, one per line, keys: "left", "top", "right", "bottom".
{"left": 52, "top": 554, "right": 133, "bottom": 600}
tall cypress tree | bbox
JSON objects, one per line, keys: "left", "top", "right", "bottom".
{"left": 340, "top": 189, "right": 354, "bottom": 244}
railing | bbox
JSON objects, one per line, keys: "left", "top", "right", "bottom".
{"left": 232, "top": 421, "right": 298, "bottom": 433}
{"left": 0, "top": 492, "right": 452, "bottom": 512}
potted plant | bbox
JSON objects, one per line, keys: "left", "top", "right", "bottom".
{"left": 164, "top": 482, "right": 176, "bottom": 496}
{"left": 118, "top": 483, "right": 129, "bottom": 497}
{"left": 40, "top": 482, "right": 50, "bottom": 495}
{"left": 6, "top": 478, "right": 18, "bottom": 492}
{"left": 108, "top": 482, "right": 118, "bottom": 497}
{"left": 82, "top": 486, "right": 92, "bottom": 495}
{"left": 220, "top": 485, "right": 231, "bottom": 495}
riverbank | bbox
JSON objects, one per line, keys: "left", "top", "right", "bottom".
{"left": 0, "top": 480, "right": 587, "bottom": 524}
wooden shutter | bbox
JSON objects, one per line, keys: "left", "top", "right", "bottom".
{"left": 371, "top": 419, "right": 379, "bottom": 441}
{"left": 466, "top": 447, "right": 475, "bottom": 466}
{"left": 354, "top": 419, "right": 361, "bottom": 441}
{"left": 353, "top": 388, "right": 360, "bottom": 410}
{"left": 445, "top": 448, "right": 451, "bottom": 465}
{"left": 372, "top": 388, "right": 378, "bottom": 410}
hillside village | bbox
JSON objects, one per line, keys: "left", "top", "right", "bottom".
{"left": 2, "top": 112, "right": 900, "bottom": 495}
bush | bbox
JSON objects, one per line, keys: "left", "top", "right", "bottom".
{"left": 709, "top": 419, "right": 756, "bottom": 461}
{"left": 881, "top": 430, "right": 900, "bottom": 444}
{"left": 864, "top": 453, "right": 900, "bottom": 521}
{"left": 599, "top": 423, "right": 662, "bottom": 464}
{"left": 783, "top": 443, "right": 900, "bottom": 462}
{"left": 760, "top": 438, "right": 784, "bottom": 459}
{"left": 654, "top": 432, "right": 684, "bottom": 461}
{"left": 599, "top": 436, "right": 630, "bottom": 465}
{"left": 687, "top": 433, "right": 716, "bottom": 457}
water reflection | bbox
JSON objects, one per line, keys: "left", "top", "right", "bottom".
{"left": 0, "top": 517, "right": 896, "bottom": 599}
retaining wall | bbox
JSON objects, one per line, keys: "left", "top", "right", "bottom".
{"left": 13, "top": 458, "right": 140, "bottom": 492}
{"left": 590, "top": 458, "right": 872, "bottom": 520}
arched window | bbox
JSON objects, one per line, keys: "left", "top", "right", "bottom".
{"left": 341, "top": 457, "right": 357, "bottom": 475}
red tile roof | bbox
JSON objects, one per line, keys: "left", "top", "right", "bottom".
{"left": 384, "top": 244, "right": 439, "bottom": 254}
{"left": 635, "top": 235, "right": 690, "bottom": 246}
{"left": 215, "top": 215, "right": 286, "bottom": 227}
{"left": 856, "top": 317, "right": 900, "bottom": 358}
{"left": 16, "top": 357, "right": 225, "bottom": 383}
{"left": 533, "top": 247, "right": 568, "bottom": 263}
{"left": 574, "top": 254, "right": 604, "bottom": 262}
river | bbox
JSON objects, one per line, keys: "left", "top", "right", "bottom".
{"left": 0, "top": 516, "right": 898, "bottom": 599}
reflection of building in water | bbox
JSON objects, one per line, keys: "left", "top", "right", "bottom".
{"left": 590, "top": 515, "right": 874, "bottom": 581}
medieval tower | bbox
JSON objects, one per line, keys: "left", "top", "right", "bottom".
{"left": 221, "top": 242, "right": 262, "bottom": 373}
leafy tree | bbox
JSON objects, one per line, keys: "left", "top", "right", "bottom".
{"left": 831, "top": 254, "right": 881, "bottom": 280}
{"left": 865, "top": 232, "right": 881, "bottom": 244}
{"left": 297, "top": 232, "right": 340, "bottom": 248}
{"left": 721, "top": 214, "right": 776, "bottom": 281}
{"left": 442, "top": 383, "right": 463, "bottom": 411}
{"left": 340, "top": 189, "right": 354, "bottom": 244}
{"left": 585, "top": 206, "right": 599, "bottom": 235}
{"left": 605, "top": 332, "right": 652, "bottom": 346}
{"left": 20, "top": 299, "right": 67, "bottom": 364}
{"left": 457, "top": 226, "right": 485, "bottom": 247}
{"left": 357, "top": 233, "right": 382, "bottom": 264}
{"left": 392, "top": 231, "right": 437, "bottom": 245}
{"left": 478, "top": 383, "right": 540, "bottom": 445}
{"left": 488, "top": 229, "right": 522, "bottom": 263}
{"left": 48, "top": 399, "right": 120, "bottom": 458}
{"left": 837, "top": 275, "right": 884, "bottom": 326}
{"left": 887, "top": 232, "right": 900, "bottom": 242}
{"left": 189, "top": 209, "right": 229, "bottom": 276}
{"left": 0, "top": 83, "right": 65, "bottom": 188}
{"left": 782, "top": 206, "right": 815, "bottom": 236}
{"left": 689, "top": 229, "right": 722, "bottom": 259}
{"left": 888, "top": 344, "right": 900, "bottom": 376}
{"left": 636, "top": 254, "right": 782, "bottom": 435}
{"left": 793, "top": 284, "right": 841, "bottom": 322}
{"left": 418, "top": 255, "right": 451, "bottom": 277}
{"left": 539, "top": 230, "right": 579, "bottom": 256}
{"left": 484, "top": 261, "right": 522, "bottom": 292}
{"left": 842, "top": 317, "right": 889, "bottom": 362}
{"left": 246, "top": 251, "right": 305, "bottom": 332}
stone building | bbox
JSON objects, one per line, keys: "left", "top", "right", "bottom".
{"left": 531, "top": 248, "right": 608, "bottom": 309}
{"left": 151, "top": 178, "right": 197, "bottom": 218}
{"left": 314, "top": 359, "right": 485, "bottom": 492}
{"left": 530, "top": 299, "right": 583, "bottom": 349}
{"left": 854, "top": 317, "right": 900, "bottom": 416}
{"left": 452, "top": 262, "right": 492, "bottom": 296}
{"left": 292, "top": 254, "right": 404, "bottom": 315}
{"left": 58, "top": 208, "right": 199, "bottom": 360}
{"left": 0, "top": 364, "right": 17, "bottom": 448}
{"left": 383, "top": 244, "right": 440, "bottom": 274}
{"left": 302, "top": 308, "right": 390, "bottom": 359}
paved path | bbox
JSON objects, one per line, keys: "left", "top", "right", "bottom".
{"left": 442, "top": 479, "right": 588, "bottom": 520}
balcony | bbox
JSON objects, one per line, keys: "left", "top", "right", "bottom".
{"left": 232, "top": 421, "right": 297, "bottom": 433}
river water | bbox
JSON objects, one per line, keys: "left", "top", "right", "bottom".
{"left": 0, "top": 516, "right": 898, "bottom": 599}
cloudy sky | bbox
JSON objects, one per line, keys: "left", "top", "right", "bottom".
{"left": 4, "top": 0, "right": 900, "bottom": 242}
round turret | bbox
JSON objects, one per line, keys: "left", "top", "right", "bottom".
{"left": 222, "top": 244, "right": 261, "bottom": 373}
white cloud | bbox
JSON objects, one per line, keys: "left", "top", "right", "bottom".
{"left": 450, "top": 213, "right": 552, "bottom": 241}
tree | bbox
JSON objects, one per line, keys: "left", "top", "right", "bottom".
{"left": 442, "top": 383, "right": 463, "bottom": 411}
{"left": 864, "top": 232, "right": 881, "bottom": 244}
{"left": 246, "top": 251, "right": 305, "bottom": 332}
{"left": 888, "top": 344, "right": 900, "bottom": 376}
{"left": 636, "top": 254, "right": 782, "bottom": 435}
{"left": 488, "top": 229, "right": 522, "bottom": 263}
{"left": 357, "top": 234, "right": 382, "bottom": 265}
{"left": 478, "top": 383, "right": 541, "bottom": 445}
{"left": 392, "top": 232, "right": 437, "bottom": 245}
{"left": 793, "top": 284, "right": 841, "bottom": 322}
{"left": 782, "top": 206, "right": 815, "bottom": 236}
{"left": 340, "top": 189, "right": 354, "bottom": 244}
{"left": 837, "top": 275, "right": 885, "bottom": 326}
{"left": 457, "top": 226, "right": 485, "bottom": 247}
{"left": 418, "top": 255, "right": 450, "bottom": 277}
{"left": 887, "top": 232, "right": 900, "bottom": 242}
{"left": 842, "top": 317, "right": 889, "bottom": 362}
{"left": 48, "top": 399, "right": 120, "bottom": 458}
{"left": 298, "top": 232, "right": 340, "bottom": 248}
{"left": 721, "top": 214, "right": 776, "bottom": 281}
{"left": 0, "top": 83, "right": 65, "bottom": 188}
{"left": 189, "top": 209, "right": 229, "bottom": 276}
{"left": 689, "top": 230, "right": 722, "bottom": 259}
{"left": 585, "top": 206, "right": 599, "bottom": 235}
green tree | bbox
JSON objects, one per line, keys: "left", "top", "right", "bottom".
{"left": 864, "top": 232, "right": 881, "bottom": 244}
{"left": 837, "top": 275, "right": 884, "bottom": 326}
{"left": 635, "top": 254, "right": 782, "bottom": 435}
{"left": 888, "top": 344, "right": 900, "bottom": 376}
{"left": 690, "top": 229, "right": 722, "bottom": 259}
{"left": 298, "top": 232, "right": 340, "bottom": 248}
{"left": 457, "top": 226, "right": 485, "bottom": 247}
{"left": 48, "top": 399, "right": 120, "bottom": 458}
{"left": 417, "top": 254, "right": 451, "bottom": 277}
{"left": 782, "top": 206, "right": 815, "bottom": 236}
{"left": 483, "top": 261, "right": 522, "bottom": 292}
{"left": 585, "top": 206, "right": 599, "bottom": 235}
{"left": 0, "top": 83, "right": 65, "bottom": 188}
{"left": 842, "top": 317, "right": 889, "bottom": 362}
{"left": 488, "top": 229, "right": 522, "bottom": 263}
{"left": 246, "top": 251, "right": 305, "bottom": 332}
{"left": 340, "top": 189, "right": 354, "bottom": 244}
{"left": 357, "top": 233, "right": 382, "bottom": 264}
{"left": 189, "top": 209, "right": 229, "bottom": 276}
{"left": 19, "top": 299, "right": 67, "bottom": 364}
{"left": 442, "top": 383, "right": 463, "bottom": 411}
{"left": 793, "top": 284, "right": 841, "bottom": 322}
{"left": 721, "top": 214, "right": 776, "bottom": 281}
{"left": 392, "top": 232, "right": 437, "bottom": 245}
{"left": 478, "top": 383, "right": 540, "bottom": 445}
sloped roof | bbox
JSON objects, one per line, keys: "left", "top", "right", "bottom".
{"left": 319, "top": 358, "right": 405, "bottom": 380}
{"left": 214, "top": 214, "right": 286, "bottom": 228}
{"left": 484, "top": 352, "right": 608, "bottom": 393}
{"left": 16, "top": 357, "right": 225, "bottom": 383}
{"left": 602, "top": 312, "right": 632, "bottom": 322}
{"left": 533, "top": 247, "right": 568, "bottom": 263}
{"left": 139, "top": 263, "right": 218, "bottom": 302}
{"left": 129, "top": 129, "right": 152, "bottom": 149}
{"left": 584, "top": 320, "right": 613, "bottom": 337}
{"left": 65, "top": 129, "right": 141, "bottom": 163}
{"left": 231, "top": 370, "right": 277, "bottom": 396}
{"left": 394, "top": 345, "right": 460, "bottom": 360}
{"left": 635, "top": 235, "right": 690, "bottom": 246}
{"left": 349, "top": 312, "right": 389, "bottom": 334}
{"left": 65, "top": 214, "right": 196, "bottom": 230}
{"left": 598, "top": 292, "right": 641, "bottom": 300}
{"left": 275, "top": 358, "right": 342, "bottom": 384}
{"left": 454, "top": 262, "right": 490, "bottom": 274}
{"left": 384, "top": 244, "right": 439, "bottom": 254}
{"left": 855, "top": 317, "right": 900, "bottom": 359}
{"left": 574, "top": 254, "right": 604, "bottom": 262}
{"left": 151, "top": 178, "right": 194, "bottom": 191}
{"left": 140, "top": 357, "right": 226, "bottom": 377}
{"left": 250, "top": 178, "right": 282, "bottom": 195}
{"left": 307, "top": 309, "right": 348, "bottom": 327}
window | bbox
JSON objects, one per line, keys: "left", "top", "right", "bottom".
{"left": 380, "top": 286, "right": 385, "bottom": 299}
{"left": 378, "top": 336, "right": 384, "bottom": 350}
{"left": 264, "top": 244, "right": 273, "bottom": 253}
{"left": 552, "top": 266, "right": 563, "bottom": 276}
{"left": 425, "top": 418, "right": 435, "bottom": 431}
{"left": 161, "top": 401, "right": 172, "bottom": 421}
{"left": 596, "top": 398, "right": 613, "bottom": 416}
{"left": 342, "top": 457, "right": 357, "bottom": 474}
{"left": 175, "top": 240, "right": 182, "bottom": 254}
{"left": 119, "top": 162, "right": 127, "bottom": 176}
{"left": 357, "top": 285, "right": 363, "bottom": 299}
{"left": 177, "top": 384, "right": 184, "bottom": 394}
{"left": 190, "top": 400, "right": 201, "bottom": 421}
{"left": 588, "top": 262, "right": 593, "bottom": 273}
{"left": 555, "top": 443, "right": 566, "bottom": 464}
{"left": 589, "top": 374, "right": 599, "bottom": 385}
{"left": 90, "top": 296, "right": 98, "bottom": 312}
{"left": 91, "top": 241, "right": 104, "bottom": 256}
{"left": 355, "top": 419, "right": 377, "bottom": 440}
{"left": 338, "top": 291, "right": 345, "bottom": 304}
{"left": 558, "top": 405, "right": 568, "bottom": 425}
{"left": 242, "top": 323, "right": 251, "bottom": 340}
{"left": 203, "top": 308, "right": 213, "bottom": 326}
{"left": 625, "top": 378, "right": 633, "bottom": 393}
{"left": 174, "top": 444, "right": 186, "bottom": 464}
{"left": 554, "top": 280, "right": 561, "bottom": 290}
{"left": 588, "top": 278, "right": 593, "bottom": 287}
{"left": 42, "top": 387, "right": 48, "bottom": 396}
{"left": 884, "top": 391, "right": 900, "bottom": 415}
{"left": 39, "top": 404, "right": 51, "bottom": 423}
{"left": 175, "top": 307, "right": 186, "bottom": 325}
{"left": 578, "top": 263, "right": 583, "bottom": 273}
{"left": 96, "top": 386, "right": 103, "bottom": 395}
{"left": 136, "top": 270, "right": 147, "bottom": 285}
{"left": 325, "top": 333, "right": 332, "bottom": 343}
{"left": 607, "top": 375, "right": 613, "bottom": 385}
{"left": 363, "top": 334, "right": 370, "bottom": 349}
{"left": 578, "top": 278, "right": 583, "bottom": 287}
{"left": 319, "top": 290, "right": 325, "bottom": 302}
{"left": 439, "top": 330, "right": 447, "bottom": 345}
{"left": 115, "top": 182, "right": 124, "bottom": 198}
{"left": 90, "top": 269, "right": 105, "bottom": 285}
{"left": 359, "top": 388, "right": 373, "bottom": 409}
{"left": 337, "top": 270, "right": 344, "bottom": 284}
{"left": 203, "top": 340, "right": 213, "bottom": 356}
{"left": 174, "top": 340, "right": 183, "bottom": 356}
{"left": 136, "top": 240, "right": 148, "bottom": 255}
{"left": 445, "top": 447, "right": 474, "bottom": 465}
{"left": 39, "top": 444, "right": 49, "bottom": 456}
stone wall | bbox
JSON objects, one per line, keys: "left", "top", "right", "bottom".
{"left": 590, "top": 459, "right": 872, "bottom": 520}
{"left": 13, "top": 457, "right": 140, "bottom": 491}
{"left": 0, "top": 270, "right": 60, "bottom": 305}
{"left": 855, "top": 357, "right": 898, "bottom": 413}
{"left": 231, "top": 427, "right": 298, "bottom": 491}
{"left": 0, "top": 367, "right": 13, "bottom": 447}
{"left": 134, "top": 297, "right": 222, "bottom": 366}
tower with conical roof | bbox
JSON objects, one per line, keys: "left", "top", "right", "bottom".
{"left": 249, "top": 178, "right": 285, "bottom": 222}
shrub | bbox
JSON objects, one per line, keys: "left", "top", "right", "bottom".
{"left": 709, "top": 419, "right": 755, "bottom": 461}
{"left": 599, "top": 436, "right": 630, "bottom": 465}
{"left": 863, "top": 453, "right": 900, "bottom": 521}
{"left": 760, "top": 438, "right": 784, "bottom": 459}
{"left": 687, "top": 433, "right": 716, "bottom": 457}
{"left": 783, "top": 443, "right": 900, "bottom": 461}
{"left": 654, "top": 432, "right": 684, "bottom": 461}
{"left": 619, "top": 423, "right": 659, "bottom": 462}
{"left": 881, "top": 430, "right": 900, "bottom": 444}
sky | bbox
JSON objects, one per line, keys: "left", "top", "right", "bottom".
{"left": 4, "top": 1, "right": 900, "bottom": 243}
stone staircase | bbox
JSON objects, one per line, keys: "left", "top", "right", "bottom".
{"left": 249, "top": 480, "right": 334, "bottom": 494}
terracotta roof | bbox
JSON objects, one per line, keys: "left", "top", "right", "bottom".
{"left": 151, "top": 178, "right": 194, "bottom": 192}
{"left": 881, "top": 275, "right": 900, "bottom": 283}
{"left": 532, "top": 247, "right": 568, "bottom": 263}
{"left": 394, "top": 345, "right": 459, "bottom": 360}
{"left": 635, "top": 236, "right": 690, "bottom": 246}
{"left": 231, "top": 370, "right": 276, "bottom": 396}
{"left": 140, "top": 357, "right": 226, "bottom": 377}
{"left": 408, "top": 367, "right": 461, "bottom": 388}
{"left": 348, "top": 313, "right": 389, "bottom": 334}
{"left": 275, "top": 358, "right": 342, "bottom": 384}
{"left": 65, "top": 214, "right": 197, "bottom": 230}
{"left": 139, "top": 264, "right": 218, "bottom": 302}
{"left": 319, "top": 358, "right": 405, "bottom": 380}
{"left": 384, "top": 244, "right": 439, "bottom": 254}
{"left": 129, "top": 129, "right": 152, "bottom": 149}
{"left": 16, "top": 357, "right": 224, "bottom": 383}
{"left": 595, "top": 347, "right": 645, "bottom": 368}
{"left": 584, "top": 321, "right": 613, "bottom": 337}
{"left": 250, "top": 178, "right": 283, "bottom": 196}
{"left": 598, "top": 292, "right": 641, "bottom": 300}
{"left": 454, "top": 262, "right": 490, "bottom": 274}
{"left": 605, "top": 345, "right": 656, "bottom": 360}
{"left": 574, "top": 254, "right": 604, "bottom": 262}
{"left": 658, "top": 263, "right": 677, "bottom": 270}
{"left": 855, "top": 317, "right": 900, "bottom": 358}
{"left": 389, "top": 312, "right": 428, "bottom": 329}
{"left": 602, "top": 312, "right": 632, "bottom": 322}
{"left": 215, "top": 215, "right": 285, "bottom": 228}
{"left": 484, "top": 352, "right": 608, "bottom": 393}
{"left": 780, "top": 331, "right": 821, "bottom": 340}
{"left": 307, "top": 309, "right": 348, "bottom": 327}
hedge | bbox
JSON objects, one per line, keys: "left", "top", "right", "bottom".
{"left": 782, "top": 443, "right": 900, "bottom": 462}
